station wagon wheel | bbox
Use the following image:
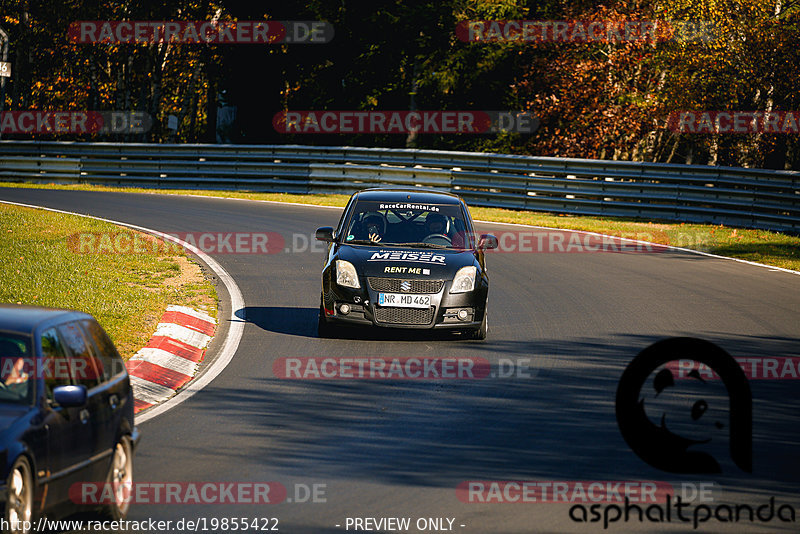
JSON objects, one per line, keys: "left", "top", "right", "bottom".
{"left": 103, "top": 436, "right": 133, "bottom": 520}
{"left": 5, "top": 456, "right": 33, "bottom": 534}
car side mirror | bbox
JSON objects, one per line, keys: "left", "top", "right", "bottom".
{"left": 478, "top": 234, "right": 498, "bottom": 250}
{"left": 315, "top": 227, "right": 335, "bottom": 242}
{"left": 53, "top": 385, "right": 87, "bottom": 407}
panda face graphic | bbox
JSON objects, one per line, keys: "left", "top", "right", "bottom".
{"left": 616, "top": 338, "right": 752, "bottom": 474}
{"left": 641, "top": 367, "right": 728, "bottom": 452}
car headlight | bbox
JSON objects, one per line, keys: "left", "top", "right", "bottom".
{"left": 450, "top": 266, "right": 477, "bottom": 293}
{"left": 335, "top": 260, "right": 361, "bottom": 288}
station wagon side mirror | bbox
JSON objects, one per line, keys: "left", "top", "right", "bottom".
{"left": 53, "top": 385, "right": 87, "bottom": 407}
{"left": 315, "top": 227, "right": 335, "bottom": 242}
{"left": 478, "top": 234, "right": 498, "bottom": 250}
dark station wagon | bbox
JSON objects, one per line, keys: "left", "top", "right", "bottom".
{"left": 0, "top": 305, "right": 139, "bottom": 533}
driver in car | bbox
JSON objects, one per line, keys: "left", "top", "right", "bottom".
{"left": 363, "top": 213, "right": 385, "bottom": 243}
{"left": 424, "top": 212, "right": 450, "bottom": 240}
{"left": 0, "top": 340, "right": 30, "bottom": 393}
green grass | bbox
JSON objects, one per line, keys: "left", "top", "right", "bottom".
{"left": 0, "top": 203, "right": 217, "bottom": 359}
{"left": 1, "top": 181, "right": 798, "bottom": 271}
{"left": 468, "top": 207, "right": 800, "bottom": 271}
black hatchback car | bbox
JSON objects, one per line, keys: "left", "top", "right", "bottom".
{"left": 316, "top": 188, "right": 497, "bottom": 339}
{"left": 0, "top": 305, "right": 139, "bottom": 532}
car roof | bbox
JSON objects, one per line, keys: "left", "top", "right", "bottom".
{"left": 0, "top": 304, "right": 90, "bottom": 336}
{"left": 354, "top": 187, "right": 464, "bottom": 205}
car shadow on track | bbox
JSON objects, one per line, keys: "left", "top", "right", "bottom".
{"left": 188, "top": 331, "right": 800, "bottom": 501}
{"left": 235, "top": 306, "right": 319, "bottom": 337}
{"left": 235, "top": 306, "right": 479, "bottom": 341}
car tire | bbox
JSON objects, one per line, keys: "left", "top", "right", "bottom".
{"left": 4, "top": 456, "right": 33, "bottom": 534}
{"left": 473, "top": 312, "right": 488, "bottom": 340}
{"left": 318, "top": 304, "right": 335, "bottom": 339}
{"left": 102, "top": 436, "right": 133, "bottom": 521}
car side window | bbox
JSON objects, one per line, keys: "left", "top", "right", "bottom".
{"left": 0, "top": 334, "right": 34, "bottom": 404}
{"left": 57, "top": 322, "right": 102, "bottom": 389}
{"left": 335, "top": 207, "right": 348, "bottom": 237}
{"left": 79, "top": 319, "right": 124, "bottom": 381}
{"left": 460, "top": 204, "right": 476, "bottom": 249}
{"left": 41, "top": 328, "right": 74, "bottom": 403}
{"left": 338, "top": 195, "right": 360, "bottom": 238}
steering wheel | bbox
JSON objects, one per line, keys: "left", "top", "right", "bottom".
{"left": 422, "top": 233, "right": 452, "bottom": 245}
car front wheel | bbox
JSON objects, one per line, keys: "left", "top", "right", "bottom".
{"left": 4, "top": 456, "right": 33, "bottom": 534}
{"left": 473, "top": 311, "right": 488, "bottom": 340}
{"left": 103, "top": 436, "right": 133, "bottom": 520}
{"left": 318, "top": 302, "right": 336, "bottom": 339}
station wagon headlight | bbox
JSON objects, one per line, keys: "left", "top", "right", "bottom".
{"left": 450, "top": 266, "right": 477, "bottom": 293}
{"left": 336, "top": 260, "right": 361, "bottom": 288}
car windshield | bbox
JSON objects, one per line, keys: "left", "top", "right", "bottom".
{"left": 0, "top": 333, "right": 34, "bottom": 405}
{"left": 343, "top": 200, "right": 472, "bottom": 249}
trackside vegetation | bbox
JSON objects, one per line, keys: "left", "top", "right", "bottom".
{"left": 0, "top": 203, "right": 217, "bottom": 359}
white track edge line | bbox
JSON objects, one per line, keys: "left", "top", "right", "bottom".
{"left": 178, "top": 193, "right": 343, "bottom": 209}
{"left": 472, "top": 218, "right": 800, "bottom": 276}
{"left": 0, "top": 199, "right": 245, "bottom": 424}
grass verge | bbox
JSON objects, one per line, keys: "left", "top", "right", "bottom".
{"left": 1, "top": 182, "right": 798, "bottom": 272}
{"left": 0, "top": 202, "right": 217, "bottom": 359}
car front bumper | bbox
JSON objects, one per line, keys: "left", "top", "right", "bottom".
{"left": 322, "top": 279, "right": 487, "bottom": 330}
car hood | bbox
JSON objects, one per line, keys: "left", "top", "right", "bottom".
{"left": 335, "top": 244, "right": 477, "bottom": 277}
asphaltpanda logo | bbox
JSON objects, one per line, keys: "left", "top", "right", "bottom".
{"left": 616, "top": 337, "right": 752, "bottom": 473}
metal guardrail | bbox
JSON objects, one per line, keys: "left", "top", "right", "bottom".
{"left": 0, "top": 141, "right": 798, "bottom": 232}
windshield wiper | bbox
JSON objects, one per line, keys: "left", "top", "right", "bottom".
{"left": 345, "top": 240, "right": 451, "bottom": 249}
{"left": 343, "top": 239, "right": 381, "bottom": 245}
{"left": 390, "top": 242, "right": 450, "bottom": 249}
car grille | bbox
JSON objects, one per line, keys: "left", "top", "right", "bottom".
{"left": 368, "top": 277, "right": 444, "bottom": 294}
{"left": 374, "top": 306, "right": 435, "bottom": 325}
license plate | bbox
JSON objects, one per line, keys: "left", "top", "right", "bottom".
{"left": 378, "top": 293, "right": 431, "bottom": 309}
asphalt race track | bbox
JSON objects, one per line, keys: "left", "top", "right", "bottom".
{"left": 2, "top": 187, "right": 799, "bottom": 533}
